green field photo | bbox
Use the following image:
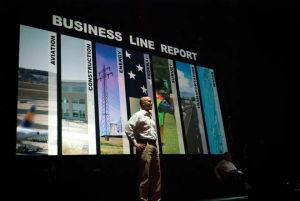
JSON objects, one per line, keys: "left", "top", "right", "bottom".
{"left": 152, "top": 56, "right": 181, "bottom": 154}
{"left": 161, "top": 114, "right": 180, "bottom": 154}
{"left": 100, "top": 137, "right": 123, "bottom": 154}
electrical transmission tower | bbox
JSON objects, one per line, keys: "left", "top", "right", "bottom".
{"left": 98, "top": 64, "right": 113, "bottom": 141}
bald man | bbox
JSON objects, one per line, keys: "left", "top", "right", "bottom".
{"left": 125, "top": 96, "right": 161, "bottom": 201}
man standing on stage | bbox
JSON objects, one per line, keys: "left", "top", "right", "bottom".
{"left": 125, "top": 96, "right": 161, "bottom": 201}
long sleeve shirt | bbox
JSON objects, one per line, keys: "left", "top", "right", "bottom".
{"left": 125, "top": 109, "right": 157, "bottom": 146}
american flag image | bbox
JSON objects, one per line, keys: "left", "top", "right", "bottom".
{"left": 124, "top": 49, "right": 153, "bottom": 115}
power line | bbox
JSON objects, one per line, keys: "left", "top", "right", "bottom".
{"left": 98, "top": 64, "right": 113, "bottom": 141}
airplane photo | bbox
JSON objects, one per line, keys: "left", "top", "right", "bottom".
{"left": 17, "top": 104, "right": 48, "bottom": 142}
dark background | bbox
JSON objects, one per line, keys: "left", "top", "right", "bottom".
{"left": 3, "top": 0, "right": 299, "bottom": 200}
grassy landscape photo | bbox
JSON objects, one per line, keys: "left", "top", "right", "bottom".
{"left": 152, "top": 56, "right": 181, "bottom": 154}
{"left": 100, "top": 137, "right": 123, "bottom": 154}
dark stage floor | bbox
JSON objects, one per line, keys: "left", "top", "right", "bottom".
{"left": 200, "top": 188, "right": 300, "bottom": 201}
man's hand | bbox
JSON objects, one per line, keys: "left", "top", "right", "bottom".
{"left": 169, "top": 94, "right": 175, "bottom": 115}
{"left": 135, "top": 143, "right": 146, "bottom": 151}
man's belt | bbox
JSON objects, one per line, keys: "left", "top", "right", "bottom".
{"left": 138, "top": 138, "right": 157, "bottom": 146}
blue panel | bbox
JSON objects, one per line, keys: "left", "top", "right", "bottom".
{"left": 197, "top": 66, "right": 228, "bottom": 154}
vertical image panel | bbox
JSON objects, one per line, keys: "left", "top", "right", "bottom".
{"left": 96, "top": 43, "right": 129, "bottom": 154}
{"left": 197, "top": 66, "right": 228, "bottom": 154}
{"left": 124, "top": 50, "right": 159, "bottom": 151}
{"left": 176, "top": 61, "right": 208, "bottom": 154}
{"left": 124, "top": 50, "right": 155, "bottom": 115}
{"left": 85, "top": 41, "right": 97, "bottom": 155}
{"left": 152, "top": 56, "right": 185, "bottom": 154}
{"left": 61, "top": 35, "right": 96, "bottom": 155}
{"left": 17, "top": 25, "right": 57, "bottom": 155}
{"left": 48, "top": 32, "right": 58, "bottom": 155}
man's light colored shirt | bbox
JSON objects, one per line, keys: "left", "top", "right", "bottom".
{"left": 215, "top": 159, "right": 238, "bottom": 175}
{"left": 125, "top": 109, "right": 157, "bottom": 146}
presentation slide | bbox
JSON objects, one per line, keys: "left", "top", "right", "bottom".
{"left": 15, "top": 20, "right": 229, "bottom": 156}
{"left": 197, "top": 66, "right": 228, "bottom": 154}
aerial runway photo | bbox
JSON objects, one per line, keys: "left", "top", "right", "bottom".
{"left": 176, "top": 61, "right": 208, "bottom": 154}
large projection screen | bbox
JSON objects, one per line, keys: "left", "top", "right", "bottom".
{"left": 16, "top": 24, "right": 229, "bottom": 156}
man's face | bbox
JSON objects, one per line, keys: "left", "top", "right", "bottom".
{"left": 225, "top": 153, "right": 232, "bottom": 161}
{"left": 141, "top": 97, "right": 153, "bottom": 111}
